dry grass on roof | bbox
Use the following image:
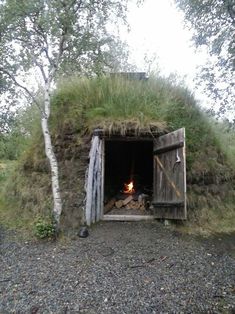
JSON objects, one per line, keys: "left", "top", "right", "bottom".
{"left": 88, "top": 118, "right": 169, "bottom": 137}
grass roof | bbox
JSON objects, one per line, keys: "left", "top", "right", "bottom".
{"left": 51, "top": 76, "right": 220, "bottom": 168}
{"left": 1, "top": 75, "right": 235, "bottom": 234}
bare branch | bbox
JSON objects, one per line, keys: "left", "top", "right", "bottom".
{"left": 33, "top": 58, "right": 47, "bottom": 83}
{"left": 27, "top": 15, "right": 54, "bottom": 67}
{"left": 43, "top": 46, "right": 53, "bottom": 67}
{"left": 0, "top": 67, "right": 43, "bottom": 113}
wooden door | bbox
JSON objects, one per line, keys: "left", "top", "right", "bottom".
{"left": 153, "top": 128, "right": 186, "bottom": 219}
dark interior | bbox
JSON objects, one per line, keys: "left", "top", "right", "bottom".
{"left": 104, "top": 139, "right": 153, "bottom": 198}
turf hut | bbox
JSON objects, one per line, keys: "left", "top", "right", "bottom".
{"left": 6, "top": 75, "right": 235, "bottom": 231}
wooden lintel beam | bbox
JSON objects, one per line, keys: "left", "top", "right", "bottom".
{"left": 105, "top": 137, "right": 154, "bottom": 142}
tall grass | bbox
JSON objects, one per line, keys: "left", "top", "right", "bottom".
{"left": 51, "top": 76, "right": 200, "bottom": 134}
{"left": 211, "top": 120, "right": 235, "bottom": 168}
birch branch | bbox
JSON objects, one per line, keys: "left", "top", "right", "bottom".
{"left": 48, "top": 31, "right": 67, "bottom": 82}
{"left": 0, "top": 67, "right": 43, "bottom": 113}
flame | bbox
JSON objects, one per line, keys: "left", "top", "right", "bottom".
{"left": 123, "top": 181, "right": 135, "bottom": 194}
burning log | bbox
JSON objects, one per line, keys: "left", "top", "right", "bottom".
{"left": 123, "top": 181, "right": 135, "bottom": 194}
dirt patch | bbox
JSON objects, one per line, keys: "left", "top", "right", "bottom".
{"left": 198, "top": 232, "right": 235, "bottom": 257}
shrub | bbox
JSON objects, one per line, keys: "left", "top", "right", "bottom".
{"left": 34, "top": 216, "right": 56, "bottom": 239}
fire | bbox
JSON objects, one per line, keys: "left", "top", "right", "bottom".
{"left": 123, "top": 181, "right": 135, "bottom": 194}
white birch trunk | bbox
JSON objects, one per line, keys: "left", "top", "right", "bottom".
{"left": 41, "top": 84, "right": 62, "bottom": 228}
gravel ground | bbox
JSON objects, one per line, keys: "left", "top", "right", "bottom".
{"left": 0, "top": 221, "right": 235, "bottom": 313}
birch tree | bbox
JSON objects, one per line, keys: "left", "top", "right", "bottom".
{"left": 0, "top": 0, "right": 131, "bottom": 229}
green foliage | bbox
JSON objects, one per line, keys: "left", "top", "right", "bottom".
{"left": 211, "top": 120, "right": 235, "bottom": 168}
{"left": 0, "top": 160, "right": 33, "bottom": 230}
{"left": 0, "top": 161, "right": 8, "bottom": 184}
{"left": 0, "top": 132, "right": 27, "bottom": 160}
{"left": 0, "top": 0, "right": 131, "bottom": 87}
{"left": 34, "top": 216, "right": 56, "bottom": 239}
{"left": 175, "top": 0, "right": 235, "bottom": 115}
{"left": 0, "top": 105, "right": 40, "bottom": 160}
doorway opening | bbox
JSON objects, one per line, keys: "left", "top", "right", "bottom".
{"left": 103, "top": 139, "right": 154, "bottom": 219}
{"left": 84, "top": 128, "right": 186, "bottom": 225}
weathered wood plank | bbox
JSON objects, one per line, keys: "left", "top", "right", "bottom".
{"left": 182, "top": 137, "right": 187, "bottom": 219}
{"left": 154, "top": 156, "right": 182, "bottom": 198}
{"left": 154, "top": 128, "right": 185, "bottom": 149}
{"left": 154, "top": 141, "right": 184, "bottom": 155}
{"left": 85, "top": 136, "right": 99, "bottom": 226}
{"left": 96, "top": 139, "right": 102, "bottom": 221}
{"left": 91, "top": 151, "right": 98, "bottom": 224}
{"left": 100, "top": 139, "right": 105, "bottom": 219}
{"left": 85, "top": 136, "right": 104, "bottom": 226}
{"left": 153, "top": 128, "right": 186, "bottom": 220}
{"left": 153, "top": 206, "right": 186, "bottom": 220}
{"left": 102, "top": 215, "right": 154, "bottom": 221}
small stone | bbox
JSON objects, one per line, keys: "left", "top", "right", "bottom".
{"left": 78, "top": 226, "right": 89, "bottom": 238}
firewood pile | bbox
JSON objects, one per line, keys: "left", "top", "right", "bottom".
{"left": 104, "top": 193, "right": 150, "bottom": 214}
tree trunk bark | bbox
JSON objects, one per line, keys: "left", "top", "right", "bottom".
{"left": 41, "top": 85, "right": 62, "bottom": 229}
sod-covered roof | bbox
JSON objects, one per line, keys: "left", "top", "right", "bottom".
{"left": 2, "top": 76, "right": 235, "bottom": 233}
{"left": 51, "top": 76, "right": 223, "bottom": 169}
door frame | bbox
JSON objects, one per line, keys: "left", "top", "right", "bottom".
{"left": 102, "top": 136, "right": 154, "bottom": 221}
{"left": 85, "top": 129, "right": 187, "bottom": 225}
